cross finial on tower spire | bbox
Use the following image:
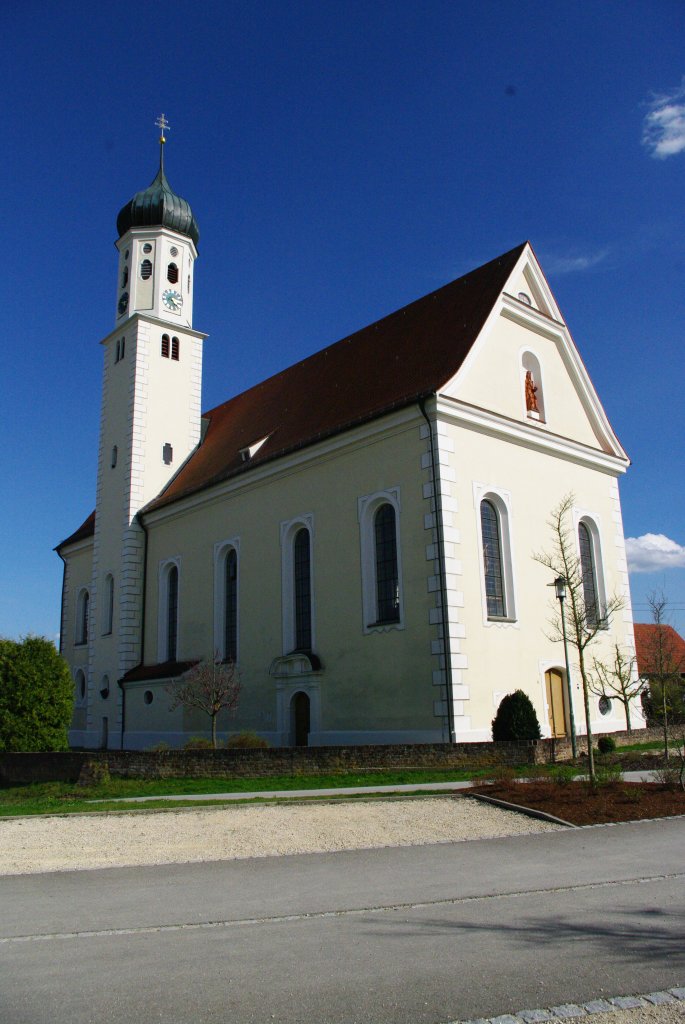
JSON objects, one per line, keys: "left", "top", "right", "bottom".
{"left": 155, "top": 113, "right": 170, "bottom": 144}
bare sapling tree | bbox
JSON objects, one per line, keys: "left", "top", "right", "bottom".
{"left": 641, "top": 592, "right": 685, "bottom": 760}
{"left": 589, "top": 644, "right": 642, "bottom": 733}
{"left": 167, "top": 656, "right": 241, "bottom": 749}
{"left": 533, "top": 493, "right": 624, "bottom": 784}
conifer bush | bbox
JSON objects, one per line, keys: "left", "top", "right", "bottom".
{"left": 597, "top": 734, "right": 616, "bottom": 754}
{"left": 491, "top": 689, "right": 541, "bottom": 742}
{"left": 0, "top": 636, "right": 73, "bottom": 751}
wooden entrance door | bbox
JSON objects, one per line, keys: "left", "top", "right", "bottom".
{"left": 545, "top": 669, "right": 566, "bottom": 737}
{"left": 291, "top": 692, "right": 310, "bottom": 747}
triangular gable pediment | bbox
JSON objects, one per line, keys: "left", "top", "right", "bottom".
{"left": 440, "top": 244, "right": 628, "bottom": 462}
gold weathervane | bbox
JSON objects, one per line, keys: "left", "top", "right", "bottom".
{"left": 155, "top": 113, "right": 170, "bottom": 144}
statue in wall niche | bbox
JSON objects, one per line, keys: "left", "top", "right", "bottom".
{"left": 525, "top": 370, "right": 539, "bottom": 413}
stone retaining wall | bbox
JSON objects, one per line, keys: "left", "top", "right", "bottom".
{"left": 0, "top": 728, "right": 662, "bottom": 786}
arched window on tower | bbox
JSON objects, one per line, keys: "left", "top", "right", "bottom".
{"left": 140, "top": 259, "right": 152, "bottom": 280}
{"left": 171, "top": 337, "right": 179, "bottom": 360}
{"left": 161, "top": 334, "right": 170, "bottom": 358}
{"left": 167, "top": 263, "right": 179, "bottom": 284}
{"left": 103, "top": 574, "right": 114, "bottom": 635}
{"left": 121, "top": 266, "right": 129, "bottom": 288}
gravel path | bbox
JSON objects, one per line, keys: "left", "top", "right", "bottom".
{"left": 0, "top": 795, "right": 562, "bottom": 875}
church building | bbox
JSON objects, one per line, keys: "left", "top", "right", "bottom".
{"left": 56, "top": 133, "right": 640, "bottom": 750}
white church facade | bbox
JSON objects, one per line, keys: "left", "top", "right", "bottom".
{"left": 57, "top": 139, "right": 640, "bottom": 750}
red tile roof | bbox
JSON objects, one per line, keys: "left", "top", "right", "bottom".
{"left": 57, "top": 242, "right": 526, "bottom": 541}
{"left": 146, "top": 242, "right": 526, "bottom": 512}
{"left": 55, "top": 511, "right": 95, "bottom": 552}
{"left": 633, "top": 623, "right": 685, "bottom": 676}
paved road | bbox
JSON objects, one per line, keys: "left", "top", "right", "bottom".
{"left": 1, "top": 817, "right": 683, "bottom": 1024}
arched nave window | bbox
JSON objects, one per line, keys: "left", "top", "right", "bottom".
{"left": 474, "top": 486, "right": 517, "bottom": 624}
{"left": 358, "top": 488, "right": 404, "bottom": 632}
{"left": 374, "top": 504, "right": 400, "bottom": 624}
{"left": 280, "top": 517, "right": 315, "bottom": 654}
{"left": 75, "top": 589, "right": 89, "bottom": 645}
{"left": 578, "top": 520, "right": 604, "bottom": 628}
{"left": 158, "top": 560, "right": 180, "bottom": 663}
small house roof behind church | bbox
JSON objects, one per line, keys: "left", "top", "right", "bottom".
{"left": 146, "top": 241, "right": 527, "bottom": 513}
{"left": 633, "top": 622, "right": 685, "bottom": 677}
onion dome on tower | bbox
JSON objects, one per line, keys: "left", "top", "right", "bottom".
{"left": 116, "top": 119, "right": 199, "bottom": 247}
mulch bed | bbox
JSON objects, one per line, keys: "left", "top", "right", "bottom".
{"left": 465, "top": 779, "right": 685, "bottom": 826}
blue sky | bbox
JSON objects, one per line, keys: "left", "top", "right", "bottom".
{"left": 1, "top": 0, "right": 684, "bottom": 641}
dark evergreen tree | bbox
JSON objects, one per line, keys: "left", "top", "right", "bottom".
{"left": 492, "top": 689, "right": 541, "bottom": 742}
{"left": 0, "top": 637, "right": 73, "bottom": 751}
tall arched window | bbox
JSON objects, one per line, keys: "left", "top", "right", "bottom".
{"left": 166, "top": 565, "right": 178, "bottom": 661}
{"left": 578, "top": 522, "right": 599, "bottom": 627}
{"left": 167, "top": 262, "right": 179, "bottom": 283}
{"left": 374, "top": 503, "right": 399, "bottom": 623}
{"left": 75, "top": 668, "right": 87, "bottom": 705}
{"left": 480, "top": 500, "right": 506, "bottom": 618}
{"left": 293, "top": 528, "right": 311, "bottom": 650}
{"left": 161, "top": 334, "right": 170, "bottom": 358}
{"left": 224, "top": 548, "right": 238, "bottom": 661}
{"left": 76, "top": 589, "right": 89, "bottom": 645}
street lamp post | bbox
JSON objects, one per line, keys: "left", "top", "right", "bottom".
{"left": 552, "top": 575, "right": 577, "bottom": 759}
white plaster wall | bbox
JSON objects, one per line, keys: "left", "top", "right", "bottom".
{"left": 438, "top": 412, "right": 636, "bottom": 740}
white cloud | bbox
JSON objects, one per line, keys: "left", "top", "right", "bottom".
{"left": 642, "top": 78, "right": 685, "bottom": 159}
{"left": 543, "top": 248, "right": 609, "bottom": 276}
{"left": 626, "top": 533, "right": 685, "bottom": 573}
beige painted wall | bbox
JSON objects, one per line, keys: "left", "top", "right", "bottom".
{"left": 138, "top": 410, "right": 439, "bottom": 743}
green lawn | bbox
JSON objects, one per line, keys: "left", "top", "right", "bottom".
{"left": 0, "top": 766, "right": 495, "bottom": 817}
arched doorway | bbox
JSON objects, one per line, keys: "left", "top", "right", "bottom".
{"left": 290, "top": 691, "right": 310, "bottom": 747}
{"left": 545, "top": 669, "right": 567, "bottom": 737}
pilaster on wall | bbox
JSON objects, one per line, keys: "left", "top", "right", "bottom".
{"left": 420, "top": 419, "right": 469, "bottom": 740}
{"left": 118, "top": 523, "right": 145, "bottom": 677}
{"left": 607, "top": 477, "right": 644, "bottom": 723}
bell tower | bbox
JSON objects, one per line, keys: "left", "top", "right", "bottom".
{"left": 114, "top": 115, "right": 199, "bottom": 329}
{"left": 87, "top": 117, "right": 207, "bottom": 743}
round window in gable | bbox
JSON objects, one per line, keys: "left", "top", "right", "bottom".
{"left": 518, "top": 292, "right": 532, "bottom": 305}
{"left": 598, "top": 696, "right": 611, "bottom": 716}
{"left": 144, "top": 690, "right": 154, "bottom": 705}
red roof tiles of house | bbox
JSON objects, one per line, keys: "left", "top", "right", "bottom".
{"left": 633, "top": 622, "right": 685, "bottom": 676}
{"left": 57, "top": 242, "right": 527, "bottom": 545}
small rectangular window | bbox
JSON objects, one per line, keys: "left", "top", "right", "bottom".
{"left": 163, "top": 443, "right": 173, "bottom": 465}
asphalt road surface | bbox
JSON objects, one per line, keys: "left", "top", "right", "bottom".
{"left": 1, "top": 817, "right": 683, "bottom": 1024}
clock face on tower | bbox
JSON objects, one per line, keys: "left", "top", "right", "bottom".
{"left": 162, "top": 289, "right": 183, "bottom": 313}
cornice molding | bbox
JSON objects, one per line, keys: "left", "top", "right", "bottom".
{"left": 99, "top": 314, "right": 208, "bottom": 347}
{"left": 436, "top": 396, "right": 628, "bottom": 475}
{"left": 141, "top": 403, "right": 424, "bottom": 527}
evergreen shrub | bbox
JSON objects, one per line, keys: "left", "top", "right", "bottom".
{"left": 491, "top": 689, "right": 541, "bottom": 742}
{"left": 226, "top": 731, "right": 269, "bottom": 748}
{"left": 0, "top": 636, "right": 73, "bottom": 751}
{"left": 597, "top": 735, "right": 616, "bottom": 754}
